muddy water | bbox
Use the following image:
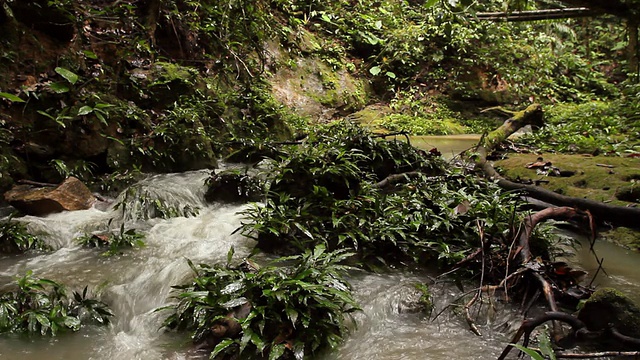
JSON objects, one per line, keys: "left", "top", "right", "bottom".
{"left": 408, "top": 134, "right": 481, "bottom": 159}
{"left": 572, "top": 235, "right": 640, "bottom": 303}
{"left": 0, "top": 168, "right": 514, "bottom": 360}
{"left": 1, "top": 142, "right": 639, "bottom": 359}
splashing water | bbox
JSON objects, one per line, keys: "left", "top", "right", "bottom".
{"left": 8, "top": 167, "right": 637, "bottom": 359}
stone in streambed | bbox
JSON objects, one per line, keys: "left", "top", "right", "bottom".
{"left": 4, "top": 177, "right": 96, "bottom": 216}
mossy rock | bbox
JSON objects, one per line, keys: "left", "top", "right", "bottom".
{"left": 204, "top": 171, "right": 263, "bottom": 203}
{"left": 578, "top": 288, "right": 640, "bottom": 338}
{"left": 600, "top": 227, "right": 640, "bottom": 251}
{"left": 128, "top": 61, "right": 203, "bottom": 106}
{"left": 270, "top": 55, "right": 370, "bottom": 122}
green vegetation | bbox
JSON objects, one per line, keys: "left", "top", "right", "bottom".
{"left": 114, "top": 185, "right": 200, "bottom": 221}
{"left": 160, "top": 245, "right": 358, "bottom": 359}
{"left": 0, "top": 219, "right": 49, "bottom": 253}
{"left": 515, "top": 101, "right": 640, "bottom": 155}
{"left": 239, "top": 122, "right": 523, "bottom": 269}
{"left": 75, "top": 224, "right": 146, "bottom": 257}
{"left": 0, "top": 0, "right": 639, "bottom": 357}
{"left": 0, "top": 271, "right": 112, "bottom": 335}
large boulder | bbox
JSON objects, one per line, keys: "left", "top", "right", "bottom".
{"left": 204, "top": 172, "right": 263, "bottom": 203}
{"left": 577, "top": 287, "right": 640, "bottom": 339}
{"left": 4, "top": 177, "right": 96, "bottom": 216}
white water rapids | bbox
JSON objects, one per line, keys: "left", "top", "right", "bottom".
{"left": 1, "top": 169, "right": 637, "bottom": 359}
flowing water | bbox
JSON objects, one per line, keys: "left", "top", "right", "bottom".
{"left": 0, "top": 168, "right": 518, "bottom": 360}
{"left": 408, "top": 135, "right": 481, "bottom": 159}
{"left": 1, "top": 147, "right": 639, "bottom": 359}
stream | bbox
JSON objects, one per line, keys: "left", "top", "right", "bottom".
{"left": 0, "top": 137, "right": 638, "bottom": 360}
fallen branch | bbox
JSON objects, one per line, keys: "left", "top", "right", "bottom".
{"left": 498, "top": 309, "right": 640, "bottom": 360}
{"left": 472, "top": 103, "right": 640, "bottom": 229}
{"left": 17, "top": 179, "right": 57, "bottom": 187}
{"left": 556, "top": 351, "right": 640, "bottom": 358}
{"left": 518, "top": 207, "right": 588, "bottom": 263}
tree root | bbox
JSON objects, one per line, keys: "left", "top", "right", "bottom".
{"left": 497, "top": 311, "right": 640, "bottom": 360}
{"left": 556, "top": 351, "right": 640, "bottom": 358}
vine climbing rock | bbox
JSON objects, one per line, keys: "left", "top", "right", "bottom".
{"left": 4, "top": 177, "right": 96, "bottom": 216}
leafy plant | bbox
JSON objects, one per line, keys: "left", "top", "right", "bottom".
{"left": 509, "top": 327, "right": 556, "bottom": 360}
{"left": 75, "top": 224, "right": 145, "bottom": 257}
{"left": 50, "top": 159, "right": 97, "bottom": 181}
{"left": 0, "top": 271, "right": 112, "bottom": 335}
{"left": 239, "top": 122, "right": 521, "bottom": 269}
{"left": 159, "top": 245, "right": 359, "bottom": 359}
{"left": 49, "top": 66, "right": 80, "bottom": 93}
{"left": 515, "top": 101, "right": 639, "bottom": 155}
{"left": 0, "top": 219, "right": 49, "bottom": 253}
{"left": 113, "top": 185, "right": 200, "bottom": 221}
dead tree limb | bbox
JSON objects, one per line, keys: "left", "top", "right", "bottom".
{"left": 556, "top": 351, "right": 640, "bottom": 358}
{"left": 474, "top": 8, "right": 600, "bottom": 22}
{"left": 498, "top": 310, "right": 640, "bottom": 360}
{"left": 518, "top": 207, "right": 588, "bottom": 263}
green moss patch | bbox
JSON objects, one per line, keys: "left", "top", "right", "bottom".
{"left": 600, "top": 227, "right": 640, "bottom": 250}
{"left": 494, "top": 153, "right": 640, "bottom": 206}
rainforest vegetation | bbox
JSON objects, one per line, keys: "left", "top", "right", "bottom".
{"left": 0, "top": 0, "right": 639, "bottom": 359}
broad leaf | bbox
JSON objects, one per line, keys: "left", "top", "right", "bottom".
{"left": 78, "top": 106, "right": 94, "bottom": 116}
{"left": 510, "top": 344, "right": 545, "bottom": 360}
{"left": 55, "top": 67, "right": 79, "bottom": 85}
{"left": 0, "top": 92, "right": 24, "bottom": 102}
{"left": 211, "top": 338, "right": 235, "bottom": 358}
{"left": 49, "top": 82, "right": 70, "bottom": 93}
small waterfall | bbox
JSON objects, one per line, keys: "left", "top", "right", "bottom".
{"left": 6, "top": 167, "right": 623, "bottom": 359}
{"left": 0, "top": 171, "right": 255, "bottom": 360}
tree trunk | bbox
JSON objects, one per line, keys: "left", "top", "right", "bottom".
{"left": 629, "top": 19, "right": 639, "bottom": 78}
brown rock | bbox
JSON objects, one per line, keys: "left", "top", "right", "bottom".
{"left": 4, "top": 177, "right": 96, "bottom": 216}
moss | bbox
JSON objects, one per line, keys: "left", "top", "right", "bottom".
{"left": 150, "top": 62, "right": 199, "bottom": 86}
{"left": 494, "top": 153, "right": 640, "bottom": 207}
{"left": 270, "top": 56, "right": 370, "bottom": 122}
{"left": 578, "top": 288, "right": 640, "bottom": 339}
{"left": 600, "top": 227, "right": 640, "bottom": 250}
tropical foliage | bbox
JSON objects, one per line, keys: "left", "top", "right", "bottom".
{"left": 0, "top": 271, "right": 112, "bottom": 335}
{"left": 0, "top": 219, "right": 49, "bottom": 253}
{"left": 160, "top": 245, "right": 358, "bottom": 359}
{"left": 75, "top": 224, "right": 146, "bottom": 257}
{"left": 240, "top": 122, "right": 523, "bottom": 268}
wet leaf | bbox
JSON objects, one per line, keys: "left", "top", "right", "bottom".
{"left": 78, "top": 106, "right": 93, "bottom": 116}
{"left": 0, "top": 92, "right": 24, "bottom": 102}
{"left": 55, "top": 67, "right": 79, "bottom": 84}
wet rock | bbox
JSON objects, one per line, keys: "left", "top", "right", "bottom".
{"left": 204, "top": 172, "right": 263, "bottom": 203}
{"left": 577, "top": 287, "right": 640, "bottom": 338}
{"left": 4, "top": 177, "right": 96, "bottom": 216}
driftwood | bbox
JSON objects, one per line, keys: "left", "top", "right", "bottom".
{"left": 473, "top": 103, "right": 640, "bottom": 229}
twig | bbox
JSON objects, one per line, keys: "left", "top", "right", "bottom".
{"left": 479, "top": 106, "right": 516, "bottom": 116}
{"left": 464, "top": 291, "right": 482, "bottom": 336}
{"left": 595, "top": 164, "right": 614, "bottom": 168}
{"left": 461, "top": 220, "right": 487, "bottom": 336}
{"left": 588, "top": 256, "right": 607, "bottom": 287}
{"left": 556, "top": 351, "right": 640, "bottom": 358}
{"left": 17, "top": 179, "right": 57, "bottom": 187}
